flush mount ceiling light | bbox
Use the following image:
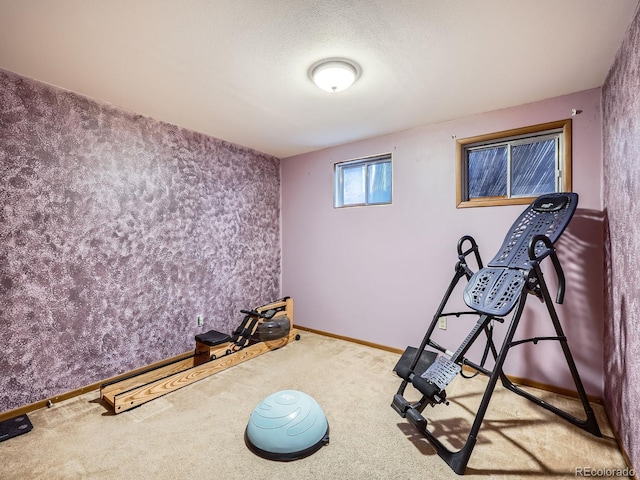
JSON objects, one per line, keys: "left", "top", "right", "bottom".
{"left": 309, "top": 58, "right": 361, "bottom": 93}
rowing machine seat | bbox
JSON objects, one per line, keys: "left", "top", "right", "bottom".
{"left": 195, "top": 330, "right": 231, "bottom": 346}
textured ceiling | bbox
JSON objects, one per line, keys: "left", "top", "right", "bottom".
{"left": 0, "top": 0, "right": 638, "bottom": 158}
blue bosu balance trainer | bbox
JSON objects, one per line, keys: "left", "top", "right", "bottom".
{"left": 391, "top": 193, "right": 602, "bottom": 475}
{"left": 245, "top": 390, "right": 329, "bottom": 461}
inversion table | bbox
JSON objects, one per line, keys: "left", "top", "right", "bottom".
{"left": 391, "top": 192, "right": 601, "bottom": 474}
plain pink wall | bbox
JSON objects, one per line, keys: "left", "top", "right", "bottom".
{"left": 281, "top": 88, "right": 604, "bottom": 397}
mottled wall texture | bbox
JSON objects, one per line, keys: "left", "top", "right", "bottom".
{"left": 0, "top": 70, "right": 281, "bottom": 412}
{"left": 602, "top": 5, "right": 640, "bottom": 473}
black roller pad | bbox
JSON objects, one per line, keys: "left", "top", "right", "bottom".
{"left": 0, "top": 414, "right": 33, "bottom": 442}
{"left": 394, "top": 347, "right": 438, "bottom": 381}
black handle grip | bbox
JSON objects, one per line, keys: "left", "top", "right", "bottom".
{"left": 457, "top": 235, "right": 484, "bottom": 270}
{"left": 528, "top": 235, "right": 566, "bottom": 304}
{"left": 240, "top": 308, "right": 276, "bottom": 319}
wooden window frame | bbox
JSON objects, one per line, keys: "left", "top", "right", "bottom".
{"left": 456, "top": 119, "right": 572, "bottom": 208}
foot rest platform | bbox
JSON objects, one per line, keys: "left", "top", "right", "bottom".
{"left": 420, "top": 356, "right": 461, "bottom": 390}
{"left": 413, "top": 356, "right": 461, "bottom": 404}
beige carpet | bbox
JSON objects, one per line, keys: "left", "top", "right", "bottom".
{"left": 0, "top": 332, "right": 629, "bottom": 479}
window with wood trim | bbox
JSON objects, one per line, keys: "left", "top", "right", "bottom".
{"left": 334, "top": 154, "right": 392, "bottom": 208}
{"left": 456, "top": 120, "right": 572, "bottom": 208}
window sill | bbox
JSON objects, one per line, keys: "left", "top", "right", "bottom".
{"left": 456, "top": 196, "right": 538, "bottom": 209}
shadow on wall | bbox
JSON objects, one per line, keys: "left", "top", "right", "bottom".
{"left": 602, "top": 208, "right": 617, "bottom": 387}
{"left": 514, "top": 208, "right": 605, "bottom": 397}
{"left": 603, "top": 207, "right": 636, "bottom": 452}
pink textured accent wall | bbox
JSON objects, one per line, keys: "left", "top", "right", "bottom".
{"left": 0, "top": 70, "right": 281, "bottom": 412}
{"left": 602, "top": 5, "right": 640, "bottom": 473}
{"left": 282, "top": 88, "right": 605, "bottom": 397}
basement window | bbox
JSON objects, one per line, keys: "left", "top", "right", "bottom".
{"left": 334, "top": 154, "right": 392, "bottom": 208}
{"left": 456, "top": 120, "right": 572, "bottom": 208}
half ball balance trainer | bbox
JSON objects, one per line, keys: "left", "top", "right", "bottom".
{"left": 246, "top": 390, "right": 329, "bottom": 461}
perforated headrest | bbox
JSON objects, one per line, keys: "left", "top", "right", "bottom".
{"left": 463, "top": 192, "right": 578, "bottom": 315}
{"left": 487, "top": 192, "right": 578, "bottom": 270}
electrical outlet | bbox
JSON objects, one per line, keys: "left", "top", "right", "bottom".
{"left": 197, "top": 315, "right": 204, "bottom": 327}
{"left": 438, "top": 316, "right": 447, "bottom": 330}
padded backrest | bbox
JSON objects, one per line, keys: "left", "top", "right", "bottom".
{"left": 463, "top": 192, "right": 578, "bottom": 316}
{"left": 487, "top": 193, "right": 578, "bottom": 270}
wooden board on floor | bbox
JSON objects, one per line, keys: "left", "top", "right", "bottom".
{"left": 109, "top": 329, "right": 298, "bottom": 414}
{"left": 100, "top": 356, "right": 198, "bottom": 408}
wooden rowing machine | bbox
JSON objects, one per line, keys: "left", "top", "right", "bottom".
{"left": 100, "top": 297, "right": 298, "bottom": 414}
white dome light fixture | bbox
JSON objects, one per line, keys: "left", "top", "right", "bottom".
{"left": 310, "top": 58, "right": 361, "bottom": 93}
